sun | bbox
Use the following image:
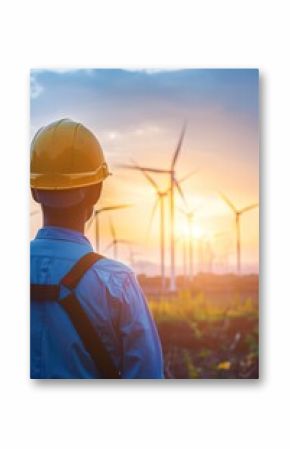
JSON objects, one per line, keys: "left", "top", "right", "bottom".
{"left": 192, "top": 225, "right": 204, "bottom": 240}
{"left": 175, "top": 221, "right": 206, "bottom": 241}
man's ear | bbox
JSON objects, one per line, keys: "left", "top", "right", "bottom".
{"left": 85, "top": 183, "right": 103, "bottom": 222}
{"left": 88, "top": 183, "right": 102, "bottom": 205}
{"left": 31, "top": 188, "right": 40, "bottom": 203}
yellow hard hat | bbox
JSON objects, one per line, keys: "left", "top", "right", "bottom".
{"left": 30, "top": 119, "right": 110, "bottom": 190}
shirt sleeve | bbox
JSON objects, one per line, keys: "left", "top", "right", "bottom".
{"left": 118, "top": 272, "right": 164, "bottom": 379}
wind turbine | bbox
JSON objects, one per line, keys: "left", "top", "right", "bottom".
{"left": 87, "top": 204, "right": 131, "bottom": 251}
{"left": 119, "top": 123, "right": 188, "bottom": 291}
{"left": 175, "top": 179, "right": 200, "bottom": 282}
{"left": 145, "top": 175, "right": 167, "bottom": 291}
{"left": 179, "top": 207, "right": 197, "bottom": 282}
{"left": 132, "top": 164, "right": 196, "bottom": 291}
{"left": 104, "top": 216, "right": 130, "bottom": 260}
{"left": 219, "top": 193, "right": 258, "bottom": 274}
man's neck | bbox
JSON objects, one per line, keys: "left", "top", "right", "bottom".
{"left": 43, "top": 214, "right": 85, "bottom": 234}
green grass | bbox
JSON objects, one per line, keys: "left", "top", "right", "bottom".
{"left": 147, "top": 291, "right": 259, "bottom": 379}
{"left": 148, "top": 290, "right": 258, "bottom": 323}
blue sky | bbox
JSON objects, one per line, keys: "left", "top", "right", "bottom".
{"left": 31, "top": 68, "right": 258, "bottom": 133}
{"left": 30, "top": 68, "right": 259, "bottom": 175}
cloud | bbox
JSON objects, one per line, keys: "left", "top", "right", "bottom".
{"left": 122, "top": 68, "right": 183, "bottom": 74}
{"left": 30, "top": 68, "right": 95, "bottom": 100}
{"left": 30, "top": 74, "right": 44, "bottom": 99}
{"left": 31, "top": 68, "right": 94, "bottom": 75}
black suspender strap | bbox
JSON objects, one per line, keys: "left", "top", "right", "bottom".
{"left": 31, "top": 252, "right": 121, "bottom": 379}
{"left": 61, "top": 252, "right": 104, "bottom": 290}
{"left": 61, "top": 292, "right": 120, "bottom": 379}
{"left": 31, "top": 284, "right": 59, "bottom": 301}
{"left": 59, "top": 252, "right": 120, "bottom": 379}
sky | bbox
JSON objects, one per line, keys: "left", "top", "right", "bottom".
{"left": 30, "top": 68, "right": 259, "bottom": 274}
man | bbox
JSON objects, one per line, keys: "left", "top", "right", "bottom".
{"left": 30, "top": 118, "right": 163, "bottom": 379}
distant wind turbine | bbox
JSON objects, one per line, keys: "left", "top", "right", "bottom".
{"left": 104, "top": 216, "right": 130, "bottom": 260}
{"left": 219, "top": 192, "right": 258, "bottom": 274}
{"left": 143, "top": 173, "right": 167, "bottom": 291}
{"left": 176, "top": 179, "right": 200, "bottom": 281}
{"left": 87, "top": 204, "right": 131, "bottom": 251}
{"left": 179, "top": 207, "right": 197, "bottom": 282}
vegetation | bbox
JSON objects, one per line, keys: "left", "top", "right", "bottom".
{"left": 147, "top": 279, "right": 259, "bottom": 379}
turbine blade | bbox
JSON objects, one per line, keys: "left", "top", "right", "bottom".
{"left": 140, "top": 170, "right": 160, "bottom": 191}
{"left": 100, "top": 204, "right": 132, "bottom": 212}
{"left": 240, "top": 203, "right": 259, "bottom": 214}
{"left": 177, "top": 169, "right": 199, "bottom": 185}
{"left": 88, "top": 203, "right": 132, "bottom": 230}
{"left": 219, "top": 192, "right": 237, "bottom": 213}
{"left": 137, "top": 166, "right": 170, "bottom": 174}
{"left": 129, "top": 159, "right": 160, "bottom": 191}
{"left": 171, "top": 122, "right": 187, "bottom": 169}
{"left": 174, "top": 178, "right": 188, "bottom": 208}
{"left": 146, "top": 197, "right": 160, "bottom": 239}
{"left": 117, "top": 164, "right": 170, "bottom": 174}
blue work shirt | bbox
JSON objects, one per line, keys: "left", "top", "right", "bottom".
{"left": 30, "top": 226, "right": 164, "bottom": 379}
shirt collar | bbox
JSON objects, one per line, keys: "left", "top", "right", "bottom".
{"left": 35, "top": 226, "right": 93, "bottom": 249}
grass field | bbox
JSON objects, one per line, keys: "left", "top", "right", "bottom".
{"left": 147, "top": 276, "right": 259, "bottom": 379}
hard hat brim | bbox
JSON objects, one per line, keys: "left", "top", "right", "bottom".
{"left": 30, "top": 163, "right": 110, "bottom": 190}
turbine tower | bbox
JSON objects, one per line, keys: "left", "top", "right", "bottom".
{"left": 219, "top": 193, "right": 258, "bottom": 274}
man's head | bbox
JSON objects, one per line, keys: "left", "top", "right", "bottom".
{"left": 31, "top": 184, "right": 102, "bottom": 229}
{"left": 30, "top": 119, "right": 110, "bottom": 231}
